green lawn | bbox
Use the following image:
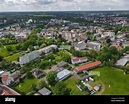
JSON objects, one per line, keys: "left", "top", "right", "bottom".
{"left": 14, "top": 78, "right": 38, "bottom": 94}
{"left": 93, "top": 66, "right": 129, "bottom": 95}
{"left": 4, "top": 53, "right": 21, "bottom": 62}
{"left": 64, "top": 76, "right": 89, "bottom": 95}
{"left": 0, "top": 44, "right": 18, "bottom": 57}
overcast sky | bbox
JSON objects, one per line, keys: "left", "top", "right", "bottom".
{"left": 0, "top": 0, "right": 129, "bottom": 12}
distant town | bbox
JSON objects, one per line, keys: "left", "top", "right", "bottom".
{"left": 0, "top": 11, "right": 129, "bottom": 95}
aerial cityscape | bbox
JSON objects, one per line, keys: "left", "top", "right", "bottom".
{"left": 0, "top": 0, "right": 129, "bottom": 96}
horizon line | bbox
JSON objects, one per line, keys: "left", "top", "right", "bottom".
{"left": 0, "top": 10, "right": 129, "bottom": 13}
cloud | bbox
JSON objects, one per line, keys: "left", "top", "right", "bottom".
{"left": 0, "top": 0, "right": 129, "bottom": 11}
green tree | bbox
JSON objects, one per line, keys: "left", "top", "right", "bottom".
{"left": 53, "top": 81, "right": 71, "bottom": 95}
{"left": 26, "top": 72, "right": 34, "bottom": 79}
{"left": 36, "top": 79, "right": 47, "bottom": 90}
{"left": 0, "top": 56, "right": 3, "bottom": 61}
{"left": 46, "top": 71, "right": 57, "bottom": 86}
{"left": 16, "top": 44, "right": 21, "bottom": 50}
{"left": 31, "top": 84, "right": 37, "bottom": 91}
{"left": 6, "top": 46, "right": 12, "bottom": 51}
{"left": 45, "top": 54, "right": 55, "bottom": 60}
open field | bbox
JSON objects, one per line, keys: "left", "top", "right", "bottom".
{"left": 92, "top": 67, "right": 129, "bottom": 95}
{"left": 14, "top": 78, "right": 38, "bottom": 94}
{"left": 0, "top": 44, "right": 18, "bottom": 57}
{"left": 4, "top": 53, "right": 21, "bottom": 62}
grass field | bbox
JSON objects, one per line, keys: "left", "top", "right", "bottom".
{"left": 14, "top": 78, "right": 38, "bottom": 94}
{"left": 4, "top": 53, "right": 21, "bottom": 62}
{"left": 64, "top": 76, "right": 89, "bottom": 95}
{"left": 0, "top": 44, "right": 18, "bottom": 57}
{"left": 93, "top": 67, "right": 129, "bottom": 95}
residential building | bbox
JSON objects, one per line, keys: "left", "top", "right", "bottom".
{"left": 86, "top": 42, "right": 101, "bottom": 51}
{"left": 19, "top": 50, "right": 40, "bottom": 65}
{"left": 1, "top": 71, "right": 20, "bottom": 86}
{"left": 38, "top": 87, "right": 52, "bottom": 95}
{"left": 71, "top": 57, "right": 88, "bottom": 64}
{"left": 38, "top": 45, "right": 57, "bottom": 54}
{"left": 72, "top": 41, "right": 87, "bottom": 51}
{"left": 31, "top": 68, "right": 45, "bottom": 78}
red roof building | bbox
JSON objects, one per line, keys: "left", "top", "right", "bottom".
{"left": 76, "top": 61, "right": 102, "bottom": 73}
{"left": 2, "top": 75, "right": 9, "bottom": 83}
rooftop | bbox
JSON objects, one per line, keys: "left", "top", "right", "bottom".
{"left": 57, "top": 61, "right": 68, "bottom": 67}
{"left": 57, "top": 69, "right": 71, "bottom": 80}
{"left": 38, "top": 87, "right": 52, "bottom": 95}
{"left": 0, "top": 84, "right": 20, "bottom": 95}
{"left": 115, "top": 58, "right": 128, "bottom": 66}
{"left": 2, "top": 74, "right": 9, "bottom": 83}
{"left": 76, "top": 61, "right": 102, "bottom": 72}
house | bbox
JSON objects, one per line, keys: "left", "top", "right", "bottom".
{"left": 57, "top": 61, "right": 68, "bottom": 68}
{"left": 57, "top": 69, "right": 71, "bottom": 81}
{"left": 71, "top": 57, "right": 88, "bottom": 64}
{"left": 31, "top": 68, "right": 45, "bottom": 78}
{"left": 0, "top": 84, "right": 20, "bottom": 95}
{"left": 38, "top": 87, "right": 52, "bottom": 95}
{"left": 15, "top": 32, "right": 27, "bottom": 42}
{"left": 72, "top": 41, "right": 87, "bottom": 51}
{"left": 75, "top": 61, "right": 102, "bottom": 73}
{"left": 19, "top": 50, "right": 40, "bottom": 65}
{"left": 38, "top": 45, "right": 57, "bottom": 54}
{"left": 1, "top": 71, "right": 20, "bottom": 86}
{"left": 86, "top": 42, "right": 101, "bottom": 51}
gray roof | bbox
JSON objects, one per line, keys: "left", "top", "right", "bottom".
{"left": 19, "top": 50, "right": 40, "bottom": 65}
{"left": 115, "top": 58, "right": 128, "bottom": 66}
{"left": 72, "top": 42, "right": 87, "bottom": 50}
{"left": 57, "top": 69, "right": 71, "bottom": 80}
{"left": 38, "top": 87, "right": 51, "bottom": 95}
{"left": 57, "top": 61, "right": 68, "bottom": 67}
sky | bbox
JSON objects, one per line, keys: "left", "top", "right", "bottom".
{"left": 0, "top": 0, "right": 129, "bottom": 12}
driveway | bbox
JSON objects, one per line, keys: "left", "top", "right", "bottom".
{"left": 44, "top": 65, "right": 59, "bottom": 74}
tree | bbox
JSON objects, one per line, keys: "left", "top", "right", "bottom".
{"left": 51, "top": 48, "right": 58, "bottom": 54}
{"left": 53, "top": 81, "right": 71, "bottom": 95}
{"left": 31, "top": 84, "right": 37, "bottom": 91}
{"left": 36, "top": 79, "right": 47, "bottom": 90}
{"left": 106, "top": 38, "right": 111, "bottom": 44}
{"left": 109, "top": 46, "right": 118, "bottom": 55}
{"left": 6, "top": 46, "right": 12, "bottom": 51}
{"left": 46, "top": 71, "right": 57, "bottom": 86}
{"left": 45, "top": 54, "right": 55, "bottom": 60}
{"left": 26, "top": 72, "right": 34, "bottom": 79}
{"left": 16, "top": 44, "right": 21, "bottom": 50}
{"left": 20, "top": 67, "right": 28, "bottom": 74}
{"left": 0, "top": 56, "right": 3, "bottom": 61}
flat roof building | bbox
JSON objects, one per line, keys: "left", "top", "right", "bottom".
{"left": 57, "top": 69, "right": 71, "bottom": 81}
